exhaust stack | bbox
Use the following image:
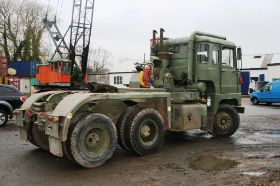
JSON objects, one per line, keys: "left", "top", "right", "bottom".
{"left": 160, "top": 28, "right": 165, "bottom": 51}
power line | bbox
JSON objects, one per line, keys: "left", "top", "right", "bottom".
{"left": 58, "top": 0, "right": 64, "bottom": 23}
{"left": 55, "top": 0, "right": 60, "bottom": 17}
{"left": 46, "top": 0, "right": 51, "bottom": 16}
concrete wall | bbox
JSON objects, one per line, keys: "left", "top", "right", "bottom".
{"left": 246, "top": 69, "right": 269, "bottom": 81}
{"left": 267, "top": 65, "right": 280, "bottom": 81}
{"left": 88, "top": 74, "right": 109, "bottom": 84}
{"left": 20, "top": 78, "right": 31, "bottom": 94}
{"left": 109, "top": 72, "right": 137, "bottom": 88}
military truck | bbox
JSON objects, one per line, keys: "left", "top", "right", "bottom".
{"left": 16, "top": 29, "right": 244, "bottom": 168}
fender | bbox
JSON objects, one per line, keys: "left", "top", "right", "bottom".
{"left": 0, "top": 101, "right": 13, "bottom": 116}
{"left": 20, "top": 91, "right": 66, "bottom": 110}
{"left": 52, "top": 92, "right": 171, "bottom": 141}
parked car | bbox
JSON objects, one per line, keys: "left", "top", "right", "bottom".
{"left": 250, "top": 80, "right": 280, "bottom": 105}
{"left": 0, "top": 84, "right": 26, "bottom": 127}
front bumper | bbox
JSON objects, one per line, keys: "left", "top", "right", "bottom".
{"left": 235, "top": 106, "right": 245, "bottom": 113}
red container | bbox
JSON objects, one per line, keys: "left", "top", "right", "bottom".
{"left": 0, "top": 56, "right": 8, "bottom": 76}
{"left": 7, "top": 76, "right": 20, "bottom": 90}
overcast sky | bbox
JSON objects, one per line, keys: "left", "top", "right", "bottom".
{"left": 38, "top": 0, "right": 280, "bottom": 72}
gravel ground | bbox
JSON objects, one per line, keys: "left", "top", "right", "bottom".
{"left": 0, "top": 98, "right": 279, "bottom": 186}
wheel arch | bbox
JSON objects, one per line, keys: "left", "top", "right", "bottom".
{"left": 219, "top": 99, "right": 239, "bottom": 106}
{"left": 0, "top": 101, "right": 13, "bottom": 115}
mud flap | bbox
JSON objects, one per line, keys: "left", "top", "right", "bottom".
{"left": 49, "top": 136, "right": 63, "bottom": 157}
{"left": 20, "top": 127, "right": 28, "bottom": 141}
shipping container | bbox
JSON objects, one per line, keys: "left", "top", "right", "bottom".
{"left": 9, "top": 61, "right": 38, "bottom": 77}
{"left": 7, "top": 76, "right": 20, "bottom": 90}
{"left": 20, "top": 77, "right": 31, "bottom": 94}
{"left": 241, "top": 71, "right": 250, "bottom": 95}
{"left": 0, "top": 56, "right": 8, "bottom": 77}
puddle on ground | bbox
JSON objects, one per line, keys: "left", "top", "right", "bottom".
{"left": 235, "top": 130, "right": 280, "bottom": 145}
{"left": 243, "top": 171, "right": 266, "bottom": 177}
{"left": 190, "top": 155, "right": 238, "bottom": 171}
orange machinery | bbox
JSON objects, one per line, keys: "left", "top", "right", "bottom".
{"left": 36, "top": 59, "right": 88, "bottom": 86}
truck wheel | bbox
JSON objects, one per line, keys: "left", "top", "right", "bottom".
{"left": 63, "top": 112, "right": 89, "bottom": 161}
{"left": 0, "top": 109, "right": 8, "bottom": 128}
{"left": 69, "top": 114, "right": 117, "bottom": 168}
{"left": 28, "top": 124, "right": 38, "bottom": 148}
{"left": 126, "top": 108, "right": 165, "bottom": 156}
{"left": 32, "top": 124, "right": 49, "bottom": 151}
{"left": 213, "top": 104, "right": 240, "bottom": 137}
{"left": 251, "top": 97, "right": 259, "bottom": 105}
{"left": 116, "top": 106, "right": 142, "bottom": 152}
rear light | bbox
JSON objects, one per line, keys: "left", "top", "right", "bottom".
{"left": 49, "top": 116, "right": 59, "bottom": 124}
{"left": 26, "top": 109, "right": 33, "bottom": 117}
{"left": 20, "top": 96, "right": 27, "bottom": 102}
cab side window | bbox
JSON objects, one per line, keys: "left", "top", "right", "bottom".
{"left": 222, "top": 47, "right": 234, "bottom": 68}
{"left": 212, "top": 45, "right": 220, "bottom": 65}
{"left": 264, "top": 84, "right": 272, "bottom": 92}
{"left": 196, "top": 43, "right": 209, "bottom": 64}
{"left": 169, "top": 44, "right": 188, "bottom": 54}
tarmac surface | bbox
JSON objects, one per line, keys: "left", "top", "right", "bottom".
{"left": 0, "top": 98, "right": 280, "bottom": 186}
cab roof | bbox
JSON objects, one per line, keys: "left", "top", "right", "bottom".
{"left": 165, "top": 35, "right": 236, "bottom": 47}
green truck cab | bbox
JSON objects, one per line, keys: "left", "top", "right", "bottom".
{"left": 16, "top": 29, "right": 244, "bottom": 168}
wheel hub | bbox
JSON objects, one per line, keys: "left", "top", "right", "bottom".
{"left": 216, "top": 113, "right": 232, "bottom": 129}
{"left": 141, "top": 125, "right": 151, "bottom": 137}
{"left": 83, "top": 126, "right": 109, "bottom": 155}
{"left": 139, "top": 119, "right": 158, "bottom": 144}
{"left": 86, "top": 133, "right": 100, "bottom": 147}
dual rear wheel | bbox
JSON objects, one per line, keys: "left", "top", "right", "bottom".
{"left": 116, "top": 107, "right": 165, "bottom": 156}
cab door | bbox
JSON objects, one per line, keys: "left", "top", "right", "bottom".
{"left": 271, "top": 83, "right": 280, "bottom": 102}
{"left": 259, "top": 83, "right": 272, "bottom": 103}
{"left": 220, "top": 46, "right": 238, "bottom": 93}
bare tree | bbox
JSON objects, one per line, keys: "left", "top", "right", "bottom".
{"left": 0, "top": 0, "right": 45, "bottom": 62}
{"left": 88, "top": 47, "right": 113, "bottom": 72}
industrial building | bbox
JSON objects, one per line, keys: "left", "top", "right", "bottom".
{"left": 241, "top": 53, "right": 280, "bottom": 81}
{"left": 240, "top": 53, "right": 280, "bottom": 94}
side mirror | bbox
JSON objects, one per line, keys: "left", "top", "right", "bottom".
{"left": 237, "top": 47, "right": 242, "bottom": 60}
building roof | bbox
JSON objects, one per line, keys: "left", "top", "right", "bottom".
{"left": 242, "top": 53, "right": 280, "bottom": 70}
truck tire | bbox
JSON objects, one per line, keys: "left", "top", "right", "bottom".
{"left": 69, "top": 114, "right": 117, "bottom": 168}
{"left": 0, "top": 109, "right": 8, "bottom": 128}
{"left": 251, "top": 97, "right": 259, "bottom": 105}
{"left": 212, "top": 104, "right": 240, "bottom": 137}
{"left": 126, "top": 108, "right": 165, "bottom": 156}
{"left": 116, "top": 106, "right": 142, "bottom": 152}
{"left": 63, "top": 112, "right": 89, "bottom": 161}
{"left": 32, "top": 124, "right": 49, "bottom": 151}
{"left": 28, "top": 124, "right": 38, "bottom": 148}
